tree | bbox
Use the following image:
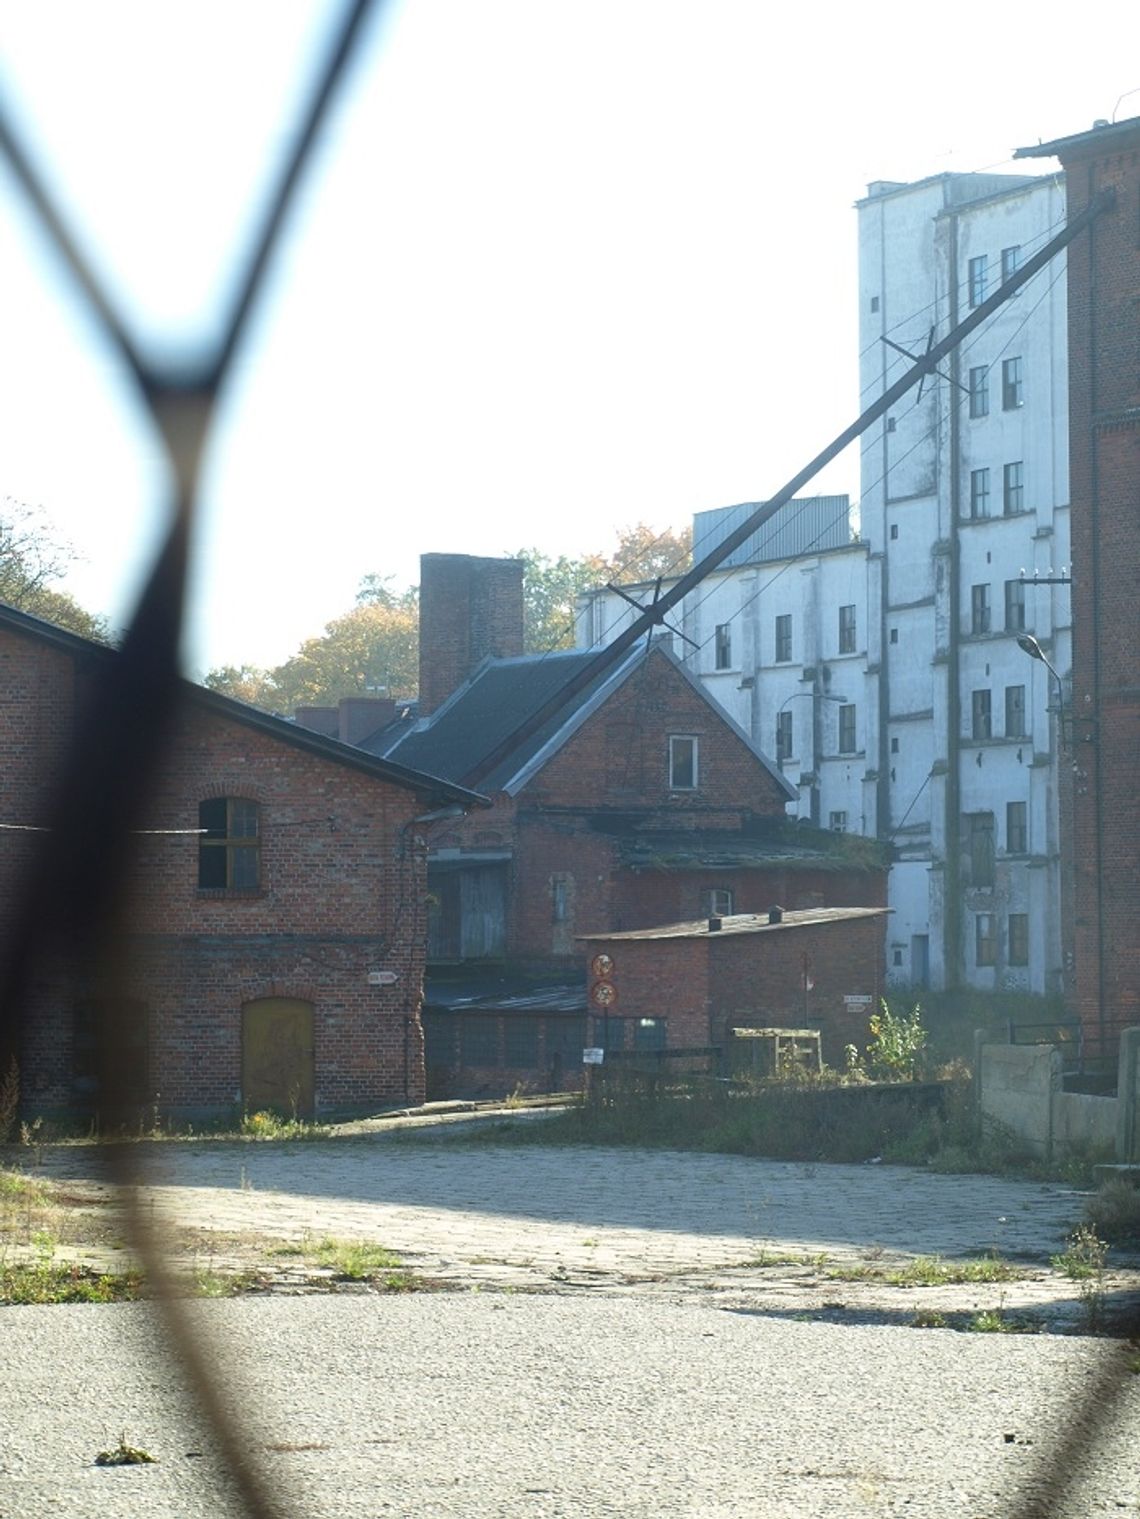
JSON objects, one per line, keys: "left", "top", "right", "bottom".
{"left": 0, "top": 499, "right": 110, "bottom": 641}
{"left": 511, "top": 522, "right": 692, "bottom": 653}
{"left": 204, "top": 574, "right": 419, "bottom": 711}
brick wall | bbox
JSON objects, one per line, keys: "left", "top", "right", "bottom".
{"left": 1052, "top": 125, "right": 1140, "bottom": 1039}
{"left": 419, "top": 554, "right": 524, "bottom": 716}
{"left": 0, "top": 622, "right": 432, "bottom": 1119}
{"left": 581, "top": 913, "right": 886, "bottom": 1066}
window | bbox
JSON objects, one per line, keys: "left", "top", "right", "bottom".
{"left": 198, "top": 798, "right": 260, "bottom": 889}
{"left": 870, "top": 295, "right": 880, "bottom": 312}
{"left": 838, "top": 604, "right": 857, "bottom": 654}
{"left": 1009, "top": 914, "right": 1029, "bottom": 967}
{"left": 968, "top": 467, "right": 990, "bottom": 520}
{"left": 970, "top": 583, "right": 991, "bottom": 635}
{"left": 1005, "top": 684, "right": 1026, "bottom": 738}
{"left": 886, "top": 416, "right": 897, "bottom": 433}
{"left": 1002, "top": 356, "right": 1024, "bottom": 410}
{"left": 775, "top": 613, "right": 792, "bottom": 663}
{"left": 968, "top": 254, "right": 988, "bottom": 308}
{"left": 889, "top": 627, "right": 899, "bottom": 644}
{"left": 889, "top": 523, "right": 899, "bottom": 540}
{"left": 714, "top": 622, "right": 732, "bottom": 670}
{"left": 968, "top": 812, "right": 995, "bottom": 887}
{"left": 1003, "top": 461, "right": 1024, "bottom": 515}
{"left": 599, "top": 1017, "right": 626, "bottom": 1053}
{"left": 975, "top": 913, "right": 996, "bottom": 967}
{"left": 968, "top": 365, "right": 989, "bottom": 418}
{"left": 1007, "top": 800, "right": 1028, "bottom": 855}
{"left": 838, "top": 704, "right": 857, "bottom": 754}
{"left": 971, "top": 689, "right": 992, "bottom": 740}
{"left": 551, "top": 875, "right": 569, "bottom": 923}
{"left": 1001, "top": 245, "right": 1021, "bottom": 284}
{"left": 634, "top": 1017, "right": 667, "bottom": 1053}
{"left": 890, "top": 736, "right": 899, "bottom": 753}
{"left": 776, "top": 710, "right": 793, "bottom": 764}
{"left": 504, "top": 1017, "right": 540, "bottom": 1067}
{"left": 1004, "top": 578, "right": 1026, "bottom": 631}
{"left": 461, "top": 1015, "right": 500, "bottom": 1067}
{"left": 669, "top": 735, "right": 698, "bottom": 790}
{"left": 829, "top": 810, "right": 847, "bottom": 832}
{"left": 702, "top": 887, "right": 735, "bottom": 918}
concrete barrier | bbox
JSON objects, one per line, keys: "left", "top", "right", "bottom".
{"left": 975, "top": 1028, "right": 1140, "bottom": 1162}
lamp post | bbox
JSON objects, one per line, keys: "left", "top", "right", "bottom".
{"left": 774, "top": 690, "right": 847, "bottom": 768}
{"left": 1016, "top": 634, "right": 1067, "bottom": 749}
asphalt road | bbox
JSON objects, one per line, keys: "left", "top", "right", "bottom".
{"left": 2, "top": 1294, "right": 1138, "bottom": 1519}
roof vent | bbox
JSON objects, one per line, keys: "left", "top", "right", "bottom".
{"left": 768, "top": 905, "right": 784, "bottom": 925}
{"left": 1093, "top": 118, "right": 1110, "bottom": 129}
{"left": 708, "top": 916, "right": 722, "bottom": 933}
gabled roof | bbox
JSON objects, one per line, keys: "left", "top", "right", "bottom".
{"left": 0, "top": 600, "right": 487, "bottom": 810}
{"left": 1015, "top": 114, "right": 1140, "bottom": 162}
{"left": 373, "top": 640, "right": 796, "bottom": 800}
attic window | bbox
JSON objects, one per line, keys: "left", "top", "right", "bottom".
{"left": 198, "top": 798, "right": 260, "bottom": 890}
{"left": 668, "top": 735, "right": 698, "bottom": 790}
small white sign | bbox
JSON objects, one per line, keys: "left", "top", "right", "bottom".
{"left": 368, "top": 970, "right": 400, "bottom": 986}
{"left": 843, "top": 994, "right": 873, "bottom": 1007}
{"left": 582, "top": 1047, "right": 605, "bottom": 1065}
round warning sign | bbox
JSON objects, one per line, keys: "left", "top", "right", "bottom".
{"left": 590, "top": 980, "right": 618, "bottom": 1008}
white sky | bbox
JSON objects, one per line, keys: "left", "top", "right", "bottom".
{"left": 0, "top": 1, "right": 1129, "bottom": 676}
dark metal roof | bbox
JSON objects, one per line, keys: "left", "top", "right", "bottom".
{"left": 423, "top": 972, "right": 586, "bottom": 1014}
{"left": 582, "top": 906, "right": 890, "bottom": 944}
{"left": 0, "top": 600, "right": 486, "bottom": 809}
{"left": 619, "top": 826, "right": 888, "bottom": 873}
{"left": 378, "top": 640, "right": 794, "bottom": 800}
{"left": 367, "top": 647, "right": 620, "bottom": 790}
{"left": 1015, "top": 115, "right": 1140, "bottom": 161}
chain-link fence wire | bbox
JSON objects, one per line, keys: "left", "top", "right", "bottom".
{"left": 0, "top": 11, "right": 1136, "bottom": 1515}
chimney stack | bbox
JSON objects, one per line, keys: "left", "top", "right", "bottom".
{"left": 418, "top": 554, "right": 525, "bottom": 717}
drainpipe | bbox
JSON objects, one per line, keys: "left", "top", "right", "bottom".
{"left": 944, "top": 208, "right": 964, "bottom": 987}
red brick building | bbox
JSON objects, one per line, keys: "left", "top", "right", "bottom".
{"left": 1016, "top": 118, "right": 1140, "bottom": 1048}
{"left": 0, "top": 602, "right": 482, "bottom": 1121}
{"left": 581, "top": 907, "right": 889, "bottom": 1068}
{"left": 352, "top": 555, "right": 889, "bottom": 1093}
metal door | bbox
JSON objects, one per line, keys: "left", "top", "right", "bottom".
{"left": 241, "top": 998, "right": 315, "bottom": 1118}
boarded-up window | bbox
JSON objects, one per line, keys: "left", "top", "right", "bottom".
{"left": 460, "top": 1015, "right": 500, "bottom": 1066}
{"left": 504, "top": 1017, "right": 540, "bottom": 1066}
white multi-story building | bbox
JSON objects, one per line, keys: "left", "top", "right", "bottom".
{"left": 579, "top": 169, "right": 1071, "bottom": 997}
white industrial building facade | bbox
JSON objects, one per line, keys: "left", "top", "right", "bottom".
{"left": 578, "top": 168, "right": 1071, "bottom": 997}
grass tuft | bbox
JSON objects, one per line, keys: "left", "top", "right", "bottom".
{"left": 95, "top": 1434, "right": 156, "bottom": 1467}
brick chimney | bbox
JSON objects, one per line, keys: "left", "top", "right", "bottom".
{"left": 418, "top": 554, "right": 525, "bottom": 716}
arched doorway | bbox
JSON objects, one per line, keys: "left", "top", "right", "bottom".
{"left": 241, "top": 998, "right": 315, "bottom": 1118}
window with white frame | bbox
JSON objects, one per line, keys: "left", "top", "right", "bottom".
{"left": 1004, "top": 578, "right": 1026, "bottom": 631}
{"left": 1002, "top": 356, "right": 1024, "bottom": 410}
{"left": 1001, "top": 245, "right": 1021, "bottom": 284}
{"left": 968, "top": 467, "right": 990, "bottom": 519}
{"left": 776, "top": 710, "right": 793, "bottom": 764}
{"left": 1005, "top": 684, "right": 1026, "bottom": 738}
{"left": 838, "top": 604, "right": 856, "bottom": 654}
{"left": 829, "top": 810, "right": 848, "bottom": 833}
{"left": 971, "top": 689, "right": 992, "bottom": 740}
{"left": 1009, "top": 913, "right": 1029, "bottom": 966}
{"left": 975, "top": 913, "right": 996, "bottom": 966}
{"left": 714, "top": 622, "right": 732, "bottom": 670}
{"left": 968, "top": 254, "right": 988, "bottom": 308}
{"left": 1006, "top": 800, "right": 1028, "bottom": 855}
{"left": 668, "top": 735, "right": 698, "bottom": 790}
{"left": 838, "top": 704, "right": 857, "bottom": 754}
{"left": 968, "top": 365, "right": 989, "bottom": 418}
{"left": 1003, "top": 461, "right": 1024, "bottom": 514}
{"left": 970, "top": 583, "right": 991, "bottom": 635}
{"left": 775, "top": 613, "right": 792, "bottom": 663}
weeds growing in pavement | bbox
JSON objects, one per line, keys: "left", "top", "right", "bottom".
{"left": 1084, "top": 1180, "right": 1140, "bottom": 1246}
{"left": 1053, "top": 1225, "right": 1109, "bottom": 1333}
{"left": 0, "top": 1232, "right": 143, "bottom": 1305}
{"left": 95, "top": 1434, "right": 155, "bottom": 1466}
{"left": 238, "top": 1110, "right": 332, "bottom": 1142}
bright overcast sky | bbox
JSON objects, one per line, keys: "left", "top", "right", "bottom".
{"left": 0, "top": 1, "right": 1129, "bottom": 676}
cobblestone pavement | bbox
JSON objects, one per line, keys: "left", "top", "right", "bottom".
{"left": 35, "top": 1116, "right": 1134, "bottom": 1328}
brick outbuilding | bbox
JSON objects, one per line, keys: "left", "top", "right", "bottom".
{"left": 0, "top": 602, "right": 483, "bottom": 1122}
{"left": 580, "top": 907, "right": 890, "bottom": 1068}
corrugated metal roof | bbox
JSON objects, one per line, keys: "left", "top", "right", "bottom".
{"left": 582, "top": 906, "right": 889, "bottom": 943}
{"left": 692, "top": 495, "right": 852, "bottom": 569}
{"left": 424, "top": 976, "right": 586, "bottom": 1014}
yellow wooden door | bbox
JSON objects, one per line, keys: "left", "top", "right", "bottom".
{"left": 241, "top": 998, "right": 315, "bottom": 1118}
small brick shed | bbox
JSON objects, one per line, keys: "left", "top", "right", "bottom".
{"left": 580, "top": 906, "right": 889, "bottom": 1067}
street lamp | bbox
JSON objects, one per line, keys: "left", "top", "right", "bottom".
{"left": 1016, "top": 634, "right": 1067, "bottom": 749}
{"left": 774, "top": 689, "right": 848, "bottom": 768}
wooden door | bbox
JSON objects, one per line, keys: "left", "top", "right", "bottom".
{"left": 241, "top": 998, "right": 315, "bottom": 1118}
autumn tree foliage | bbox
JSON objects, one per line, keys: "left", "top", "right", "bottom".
{"left": 0, "top": 499, "right": 110, "bottom": 641}
{"left": 205, "top": 524, "right": 690, "bottom": 708}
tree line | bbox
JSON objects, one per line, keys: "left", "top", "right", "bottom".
{"left": 205, "top": 522, "right": 692, "bottom": 711}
